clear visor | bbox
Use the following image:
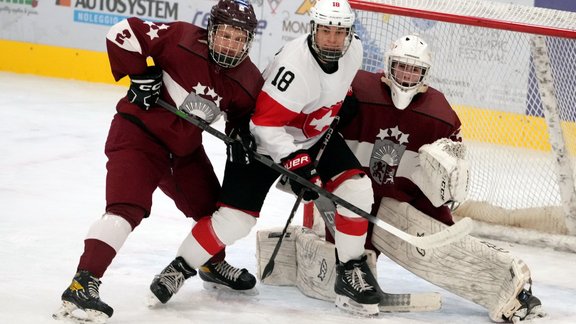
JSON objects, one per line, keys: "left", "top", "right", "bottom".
{"left": 208, "top": 24, "right": 254, "bottom": 68}
{"left": 311, "top": 24, "right": 353, "bottom": 62}
{"left": 389, "top": 57, "right": 430, "bottom": 89}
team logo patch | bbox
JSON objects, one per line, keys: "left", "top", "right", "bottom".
{"left": 369, "top": 127, "right": 409, "bottom": 184}
{"left": 370, "top": 139, "right": 404, "bottom": 184}
{"left": 179, "top": 82, "right": 223, "bottom": 124}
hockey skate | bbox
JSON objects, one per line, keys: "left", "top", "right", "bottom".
{"left": 52, "top": 270, "right": 113, "bottom": 324}
{"left": 505, "top": 288, "right": 545, "bottom": 323}
{"left": 490, "top": 259, "right": 546, "bottom": 322}
{"left": 199, "top": 260, "right": 258, "bottom": 295}
{"left": 148, "top": 256, "right": 197, "bottom": 306}
{"left": 334, "top": 255, "right": 382, "bottom": 317}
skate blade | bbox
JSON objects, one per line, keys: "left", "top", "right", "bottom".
{"left": 335, "top": 295, "right": 379, "bottom": 317}
{"left": 145, "top": 292, "right": 164, "bottom": 308}
{"left": 511, "top": 305, "right": 547, "bottom": 323}
{"left": 52, "top": 301, "right": 109, "bottom": 324}
{"left": 202, "top": 281, "right": 259, "bottom": 296}
{"left": 379, "top": 292, "right": 442, "bottom": 313}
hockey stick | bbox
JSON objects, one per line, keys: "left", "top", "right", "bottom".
{"left": 261, "top": 117, "right": 340, "bottom": 280}
{"left": 260, "top": 190, "right": 304, "bottom": 280}
{"left": 157, "top": 99, "right": 473, "bottom": 249}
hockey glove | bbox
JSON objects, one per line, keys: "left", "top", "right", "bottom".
{"left": 226, "top": 127, "right": 256, "bottom": 165}
{"left": 411, "top": 138, "right": 469, "bottom": 207}
{"left": 127, "top": 66, "right": 163, "bottom": 110}
{"left": 281, "top": 150, "right": 321, "bottom": 201}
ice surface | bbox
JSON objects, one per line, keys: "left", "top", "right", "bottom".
{"left": 1, "top": 72, "right": 575, "bottom": 324}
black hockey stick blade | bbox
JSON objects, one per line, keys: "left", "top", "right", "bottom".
{"left": 157, "top": 99, "right": 473, "bottom": 249}
{"left": 261, "top": 191, "right": 304, "bottom": 280}
{"left": 261, "top": 117, "right": 338, "bottom": 279}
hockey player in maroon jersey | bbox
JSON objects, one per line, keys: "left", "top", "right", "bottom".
{"left": 338, "top": 35, "right": 462, "bottom": 224}
{"left": 53, "top": 1, "right": 263, "bottom": 322}
{"left": 149, "top": 0, "right": 383, "bottom": 317}
{"left": 334, "top": 34, "right": 545, "bottom": 322}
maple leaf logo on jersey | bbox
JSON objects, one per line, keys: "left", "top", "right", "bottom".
{"left": 143, "top": 21, "right": 169, "bottom": 40}
{"left": 179, "top": 82, "right": 223, "bottom": 124}
{"left": 370, "top": 126, "right": 409, "bottom": 185}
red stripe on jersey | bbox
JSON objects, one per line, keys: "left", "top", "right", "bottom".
{"left": 192, "top": 217, "right": 225, "bottom": 255}
{"left": 252, "top": 91, "right": 299, "bottom": 127}
{"left": 335, "top": 213, "right": 369, "bottom": 236}
{"left": 325, "top": 169, "right": 365, "bottom": 193}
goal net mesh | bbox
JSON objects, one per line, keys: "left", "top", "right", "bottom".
{"left": 350, "top": 0, "right": 576, "bottom": 238}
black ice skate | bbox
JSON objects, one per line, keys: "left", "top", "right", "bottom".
{"left": 199, "top": 260, "right": 258, "bottom": 295}
{"left": 52, "top": 270, "right": 113, "bottom": 324}
{"left": 148, "top": 256, "right": 197, "bottom": 306}
{"left": 334, "top": 255, "right": 382, "bottom": 317}
{"left": 505, "top": 288, "right": 546, "bottom": 322}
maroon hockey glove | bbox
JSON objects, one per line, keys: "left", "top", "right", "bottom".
{"left": 281, "top": 150, "right": 321, "bottom": 201}
{"left": 127, "top": 66, "right": 162, "bottom": 110}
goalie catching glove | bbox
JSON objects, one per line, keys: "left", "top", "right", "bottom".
{"left": 127, "top": 66, "right": 163, "bottom": 110}
{"left": 411, "top": 138, "right": 469, "bottom": 207}
{"left": 281, "top": 150, "right": 321, "bottom": 201}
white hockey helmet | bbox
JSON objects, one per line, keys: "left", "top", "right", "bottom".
{"left": 383, "top": 34, "right": 432, "bottom": 109}
{"left": 309, "top": 0, "right": 355, "bottom": 62}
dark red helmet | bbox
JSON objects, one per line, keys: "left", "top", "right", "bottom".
{"left": 208, "top": 0, "right": 258, "bottom": 68}
{"left": 209, "top": 0, "right": 257, "bottom": 34}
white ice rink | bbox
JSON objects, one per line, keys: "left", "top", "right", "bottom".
{"left": 1, "top": 72, "right": 575, "bottom": 323}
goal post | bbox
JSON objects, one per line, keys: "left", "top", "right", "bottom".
{"left": 305, "top": 0, "right": 576, "bottom": 250}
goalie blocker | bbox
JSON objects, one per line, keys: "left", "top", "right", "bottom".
{"left": 256, "top": 225, "right": 442, "bottom": 313}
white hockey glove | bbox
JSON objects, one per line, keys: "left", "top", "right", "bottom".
{"left": 411, "top": 138, "right": 469, "bottom": 207}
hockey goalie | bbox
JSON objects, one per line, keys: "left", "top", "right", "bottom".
{"left": 257, "top": 34, "right": 545, "bottom": 322}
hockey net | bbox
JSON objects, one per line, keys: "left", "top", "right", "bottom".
{"left": 311, "top": 0, "right": 576, "bottom": 250}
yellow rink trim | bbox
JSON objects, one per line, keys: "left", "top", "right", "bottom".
{"left": 454, "top": 105, "right": 576, "bottom": 154}
{"left": 1, "top": 40, "right": 575, "bottom": 154}
{"left": 0, "top": 39, "right": 128, "bottom": 86}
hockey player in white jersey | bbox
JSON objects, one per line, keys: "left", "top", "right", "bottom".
{"left": 160, "top": 0, "right": 383, "bottom": 317}
{"left": 251, "top": 0, "right": 382, "bottom": 315}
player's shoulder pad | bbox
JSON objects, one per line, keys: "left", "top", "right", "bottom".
{"left": 411, "top": 87, "right": 460, "bottom": 127}
{"left": 351, "top": 70, "right": 392, "bottom": 105}
{"left": 225, "top": 60, "right": 265, "bottom": 99}
{"left": 177, "top": 22, "right": 209, "bottom": 59}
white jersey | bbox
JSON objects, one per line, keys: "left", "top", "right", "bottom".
{"left": 250, "top": 33, "right": 363, "bottom": 163}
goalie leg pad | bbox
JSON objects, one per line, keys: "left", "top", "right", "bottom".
{"left": 294, "top": 227, "right": 378, "bottom": 302}
{"left": 257, "top": 225, "right": 442, "bottom": 313}
{"left": 372, "top": 198, "right": 536, "bottom": 321}
{"left": 255, "top": 226, "right": 299, "bottom": 286}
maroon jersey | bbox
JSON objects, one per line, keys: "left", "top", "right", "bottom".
{"left": 340, "top": 70, "right": 461, "bottom": 224}
{"left": 106, "top": 17, "right": 263, "bottom": 156}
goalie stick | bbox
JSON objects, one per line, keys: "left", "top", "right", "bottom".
{"left": 157, "top": 99, "right": 473, "bottom": 249}
{"left": 261, "top": 116, "right": 340, "bottom": 280}
{"left": 309, "top": 197, "right": 442, "bottom": 313}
